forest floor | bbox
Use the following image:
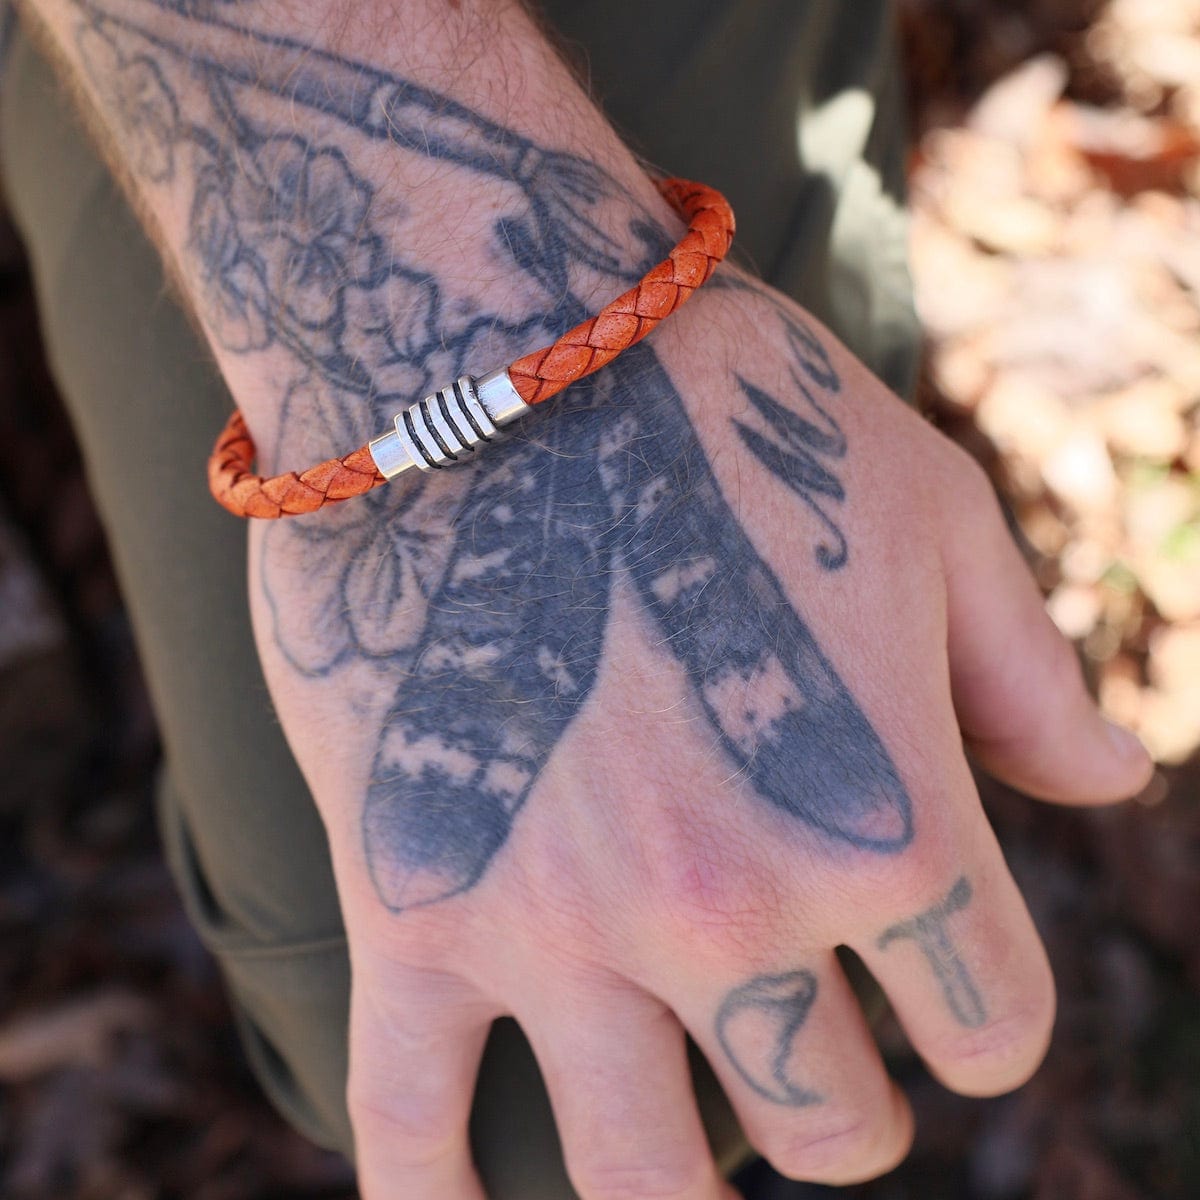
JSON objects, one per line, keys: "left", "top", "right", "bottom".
{"left": 1, "top": 1, "right": 1198, "bottom": 1197}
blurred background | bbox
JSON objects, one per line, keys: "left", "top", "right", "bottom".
{"left": 0, "top": 0, "right": 1198, "bottom": 1196}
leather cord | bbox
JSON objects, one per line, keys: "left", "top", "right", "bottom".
{"left": 208, "top": 177, "right": 735, "bottom": 518}
{"left": 508, "top": 178, "right": 734, "bottom": 404}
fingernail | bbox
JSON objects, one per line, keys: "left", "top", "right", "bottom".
{"left": 1102, "top": 716, "right": 1148, "bottom": 762}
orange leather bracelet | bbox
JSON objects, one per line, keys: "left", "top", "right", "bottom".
{"left": 208, "top": 177, "right": 735, "bottom": 518}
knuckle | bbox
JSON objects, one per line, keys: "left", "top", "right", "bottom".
{"left": 569, "top": 1152, "right": 712, "bottom": 1200}
{"left": 645, "top": 810, "right": 783, "bottom": 962}
{"left": 766, "top": 1107, "right": 902, "bottom": 1183}
{"left": 845, "top": 842, "right": 958, "bottom": 928}
{"left": 987, "top": 630, "right": 1086, "bottom": 747}
{"left": 931, "top": 440, "right": 1007, "bottom": 538}
{"left": 355, "top": 905, "right": 464, "bottom": 976}
{"left": 507, "top": 827, "right": 618, "bottom": 959}
{"left": 933, "top": 997, "right": 1056, "bottom": 1091}
{"left": 346, "top": 1076, "right": 461, "bottom": 1165}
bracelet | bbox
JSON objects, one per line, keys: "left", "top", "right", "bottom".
{"left": 208, "top": 177, "right": 735, "bottom": 518}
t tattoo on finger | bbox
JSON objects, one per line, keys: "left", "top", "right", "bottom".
{"left": 715, "top": 970, "right": 822, "bottom": 1107}
{"left": 876, "top": 876, "right": 987, "bottom": 1028}
{"left": 73, "top": 0, "right": 916, "bottom": 913}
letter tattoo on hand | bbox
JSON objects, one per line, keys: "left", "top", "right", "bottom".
{"left": 876, "top": 876, "right": 986, "bottom": 1028}
{"left": 715, "top": 970, "right": 822, "bottom": 1107}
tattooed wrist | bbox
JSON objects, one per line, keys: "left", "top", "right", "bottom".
{"left": 53, "top": 0, "right": 916, "bottom": 915}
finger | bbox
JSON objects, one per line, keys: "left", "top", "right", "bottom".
{"left": 670, "top": 953, "right": 912, "bottom": 1186}
{"left": 941, "top": 466, "right": 1153, "bottom": 805}
{"left": 347, "top": 960, "right": 495, "bottom": 1200}
{"left": 851, "top": 833, "right": 1055, "bottom": 1099}
{"left": 518, "top": 975, "right": 727, "bottom": 1200}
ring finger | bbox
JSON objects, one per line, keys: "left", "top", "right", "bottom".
{"left": 668, "top": 951, "right": 913, "bottom": 1186}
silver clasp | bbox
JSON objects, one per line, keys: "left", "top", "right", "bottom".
{"left": 368, "top": 369, "right": 531, "bottom": 480}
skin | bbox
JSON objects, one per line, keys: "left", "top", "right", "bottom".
{"left": 876, "top": 876, "right": 987, "bottom": 1029}
{"left": 20, "top": 0, "right": 1155, "bottom": 1196}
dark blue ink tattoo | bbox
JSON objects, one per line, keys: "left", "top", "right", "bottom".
{"left": 716, "top": 970, "right": 822, "bottom": 1107}
{"left": 877, "top": 876, "right": 986, "bottom": 1028}
{"left": 732, "top": 316, "right": 849, "bottom": 570}
{"left": 74, "top": 0, "right": 914, "bottom": 912}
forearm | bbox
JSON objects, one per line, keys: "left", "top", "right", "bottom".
{"left": 16, "top": 0, "right": 675, "bottom": 468}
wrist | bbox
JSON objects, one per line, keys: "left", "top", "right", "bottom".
{"left": 27, "top": 0, "right": 680, "bottom": 471}
{"left": 210, "top": 176, "right": 731, "bottom": 517}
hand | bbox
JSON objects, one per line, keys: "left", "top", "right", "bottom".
{"left": 39, "top": 3, "right": 1153, "bottom": 1195}
{"left": 254, "top": 268, "right": 1151, "bottom": 1197}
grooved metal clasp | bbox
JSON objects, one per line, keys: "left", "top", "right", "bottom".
{"left": 368, "top": 369, "right": 531, "bottom": 481}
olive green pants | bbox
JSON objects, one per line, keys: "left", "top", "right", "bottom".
{"left": 1, "top": 3, "right": 918, "bottom": 1195}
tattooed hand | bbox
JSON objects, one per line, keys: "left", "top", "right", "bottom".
{"left": 32, "top": 0, "right": 1154, "bottom": 1196}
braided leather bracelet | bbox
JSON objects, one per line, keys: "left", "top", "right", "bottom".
{"left": 208, "top": 177, "right": 734, "bottom": 518}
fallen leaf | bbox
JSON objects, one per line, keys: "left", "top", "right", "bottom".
{"left": 0, "top": 991, "right": 152, "bottom": 1081}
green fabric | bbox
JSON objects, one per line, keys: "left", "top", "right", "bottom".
{"left": 0, "top": 2, "right": 916, "bottom": 1194}
{"left": 547, "top": 0, "right": 919, "bottom": 396}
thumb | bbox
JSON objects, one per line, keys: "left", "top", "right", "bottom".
{"left": 942, "top": 474, "right": 1152, "bottom": 805}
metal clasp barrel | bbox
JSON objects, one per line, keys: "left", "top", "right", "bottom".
{"left": 368, "top": 369, "right": 531, "bottom": 480}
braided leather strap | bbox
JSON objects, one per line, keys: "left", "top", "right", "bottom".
{"left": 209, "top": 177, "right": 734, "bottom": 518}
{"left": 508, "top": 179, "right": 734, "bottom": 404}
{"left": 208, "top": 412, "right": 384, "bottom": 520}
